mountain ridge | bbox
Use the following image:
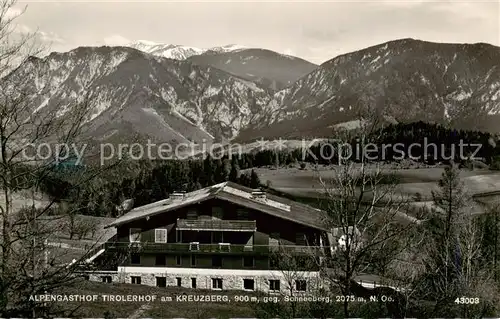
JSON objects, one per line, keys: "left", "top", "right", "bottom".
{"left": 237, "top": 38, "right": 500, "bottom": 141}
{"left": 128, "top": 40, "right": 248, "bottom": 60}
{"left": 7, "top": 45, "right": 272, "bottom": 145}
{"left": 4, "top": 38, "right": 500, "bottom": 148}
{"left": 187, "top": 48, "right": 318, "bottom": 91}
{"left": 128, "top": 40, "right": 318, "bottom": 91}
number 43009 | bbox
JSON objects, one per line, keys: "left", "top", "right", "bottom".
{"left": 455, "top": 297, "right": 480, "bottom": 304}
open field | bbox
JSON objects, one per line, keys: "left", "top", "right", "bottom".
{"left": 0, "top": 191, "right": 51, "bottom": 212}
{"left": 255, "top": 166, "right": 500, "bottom": 200}
{"left": 0, "top": 190, "right": 116, "bottom": 264}
{"left": 43, "top": 214, "right": 116, "bottom": 264}
{"left": 0, "top": 191, "right": 116, "bottom": 245}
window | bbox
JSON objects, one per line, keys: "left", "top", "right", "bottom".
{"left": 155, "top": 255, "right": 166, "bottom": 266}
{"left": 131, "top": 276, "right": 141, "bottom": 284}
{"left": 295, "top": 280, "right": 307, "bottom": 292}
{"left": 339, "top": 233, "right": 354, "bottom": 248}
{"left": 218, "top": 243, "right": 230, "bottom": 252}
{"left": 176, "top": 255, "right": 182, "bottom": 266}
{"left": 191, "top": 255, "right": 196, "bottom": 266}
{"left": 101, "top": 276, "right": 112, "bottom": 283}
{"left": 176, "top": 277, "right": 182, "bottom": 287}
{"left": 243, "top": 256, "right": 254, "bottom": 268}
{"left": 237, "top": 209, "right": 248, "bottom": 220}
{"left": 189, "top": 242, "right": 200, "bottom": 251}
{"left": 296, "top": 233, "right": 306, "bottom": 245}
{"left": 156, "top": 277, "right": 166, "bottom": 288}
{"left": 269, "top": 233, "right": 280, "bottom": 246}
{"left": 269, "top": 280, "right": 280, "bottom": 291}
{"left": 130, "top": 253, "right": 141, "bottom": 265}
{"left": 212, "top": 278, "right": 223, "bottom": 290}
{"left": 187, "top": 210, "right": 198, "bottom": 220}
{"left": 243, "top": 279, "right": 255, "bottom": 291}
{"left": 191, "top": 278, "right": 197, "bottom": 288}
{"left": 212, "top": 207, "right": 223, "bottom": 219}
{"left": 129, "top": 228, "right": 141, "bottom": 242}
{"left": 212, "top": 231, "right": 223, "bottom": 243}
{"left": 155, "top": 229, "right": 167, "bottom": 243}
{"left": 212, "top": 256, "right": 222, "bottom": 267}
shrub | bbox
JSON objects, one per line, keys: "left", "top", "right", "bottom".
{"left": 490, "top": 156, "right": 500, "bottom": 170}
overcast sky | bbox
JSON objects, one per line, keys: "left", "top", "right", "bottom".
{"left": 9, "top": 0, "right": 500, "bottom": 64}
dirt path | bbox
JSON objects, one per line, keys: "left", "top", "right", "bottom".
{"left": 129, "top": 304, "right": 152, "bottom": 319}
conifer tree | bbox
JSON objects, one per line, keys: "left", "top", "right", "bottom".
{"left": 229, "top": 159, "right": 239, "bottom": 182}
{"left": 202, "top": 155, "right": 214, "bottom": 186}
{"left": 249, "top": 169, "right": 261, "bottom": 188}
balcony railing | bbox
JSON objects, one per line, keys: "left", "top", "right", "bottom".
{"left": 105, "top": 242, "right": 326, "bottom": 256}
{"left": 176, "top": 219, "right": 257, "bottom": 232}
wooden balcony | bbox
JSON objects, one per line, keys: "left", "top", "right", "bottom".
{"left": 176, "top": 219, "right": 257, "bottom": 232}
{"left": 105, "top": 242, "right": 325, "bottom": 256}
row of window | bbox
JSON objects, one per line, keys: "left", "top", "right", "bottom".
{"left": 128, "top": 207, "right": 247, "bottom": 243}
{"left": 130, "top": 254, "right": 256, "bottom": 268}
{"left": 131, "top": 230, "right": 233, "bottom": 244}
{"left": 188, "top": 208, "right": 248, "bottom": 220}
{"left": 131, "top": 229, "right": 240, "bottom": 244}
{"left": 119, "top": 276, "right": 307, "bottom": 292}
{"left": 130, "top": 228, "right": 307, "bottom": 246}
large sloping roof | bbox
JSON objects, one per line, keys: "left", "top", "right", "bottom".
{"left": 105, "top": 182, "right": 327, "bottom": 230}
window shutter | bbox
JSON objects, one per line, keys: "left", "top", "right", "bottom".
{"left": 155, "top": 229, "right": 167, "bottom": 243}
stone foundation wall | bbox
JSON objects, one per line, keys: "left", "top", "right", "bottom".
{"left": 87, "top": 271, "right": 120, "bottom": 282}
{"left": 87, "top": 269, "right": 323, "bottom": 295}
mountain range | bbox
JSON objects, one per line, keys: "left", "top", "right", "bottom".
{"left": 5, "top": 38, "right": 500, "bottom": 148}
{"left": 240, "top": 38, "right": 500, "bottom": 140}
{"left": 128, "top": 40, "right": 248, "bottom": 60}
{"left": 129, "top": 40, "right": 318, "bottom": 91}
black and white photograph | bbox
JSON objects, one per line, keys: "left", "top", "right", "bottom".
{"left": 0, "top": 0, "right": 499, "bottom": 317}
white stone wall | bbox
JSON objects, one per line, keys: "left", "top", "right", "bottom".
{"left": 88, "top": 271, "right": 120, "bottom": 282}
{"left": 86, "top": 267, "right": 323, "bottom": 295}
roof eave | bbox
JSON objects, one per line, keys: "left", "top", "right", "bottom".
{"left": 215, "top": 192, "right": 327, "bottom": 231}
{"left": 104, "top": 194, "right": 217, "bottom": 228}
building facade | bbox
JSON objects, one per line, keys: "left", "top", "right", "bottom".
{"left": 91, "top": 182, "right": 337, "bottom": 294}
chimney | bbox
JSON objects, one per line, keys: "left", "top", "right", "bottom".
{"left": 170, "top": 191, "right": 186, "bottom": 201}
{"left": 251, "top": 190, "right": 266, "bottom": 200}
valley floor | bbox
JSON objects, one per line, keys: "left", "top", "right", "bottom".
{"left": 254, "top": 165, "right": 500, "bottom": 200}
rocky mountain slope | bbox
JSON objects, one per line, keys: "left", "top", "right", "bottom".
{"left": 238, "top": 38, "right": 500, "bottom": 141}
{"left": 7, "top": 46, "right": 271, "bottom": 146}
{"left": 5, "top": 39, "right": 500, "bottom": 149}
{"left": 187, "top": 49, "right": 318, "bottom": 91}
{"left": 129, "top": 40, "right": 317, "bottom": 91}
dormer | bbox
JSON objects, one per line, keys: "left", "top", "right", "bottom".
{"left": 251, "top": 190, "right": 266, "bottom": 200}
{"left": 170, "top": 191, "right": 186, "bottom": 201}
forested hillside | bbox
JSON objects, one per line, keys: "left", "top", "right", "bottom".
{"left": 33, "top": 122, "right": 500, "bottom": 218}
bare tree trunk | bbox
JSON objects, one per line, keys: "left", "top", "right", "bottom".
{"left": 316, "top": 116, "right": 415, "bottom": 318}
{"left": 0, "top": 2, "right": 126, "bottom": 315}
